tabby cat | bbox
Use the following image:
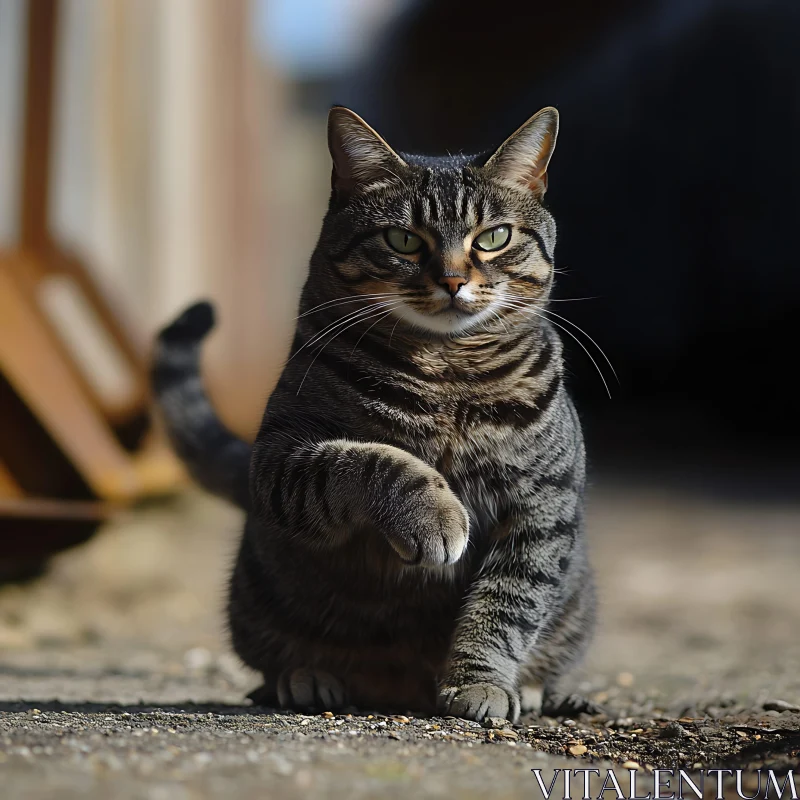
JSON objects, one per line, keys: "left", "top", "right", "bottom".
{"left": 151, "top": 106, "right": 597, "bottom": 722}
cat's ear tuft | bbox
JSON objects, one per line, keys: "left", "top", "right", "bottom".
{"left": 327, "top": 106, "right": 406, "bottom": 197}
{"left": 484, "top": 107, "right": 559, "bottom": 197}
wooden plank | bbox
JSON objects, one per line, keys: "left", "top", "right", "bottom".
{"left": 6, "top": 249, "right": 149, "bottom": 425}
{"left": 0, "top": 504, "right": 102, "bottom": 571}
{"left": 20, "top": 0, "right": 58, "bottom": 251}
{"left": 0, "top": 260, "right": 142, "bottom": 501}
{"left": 0, "top": 460, "right": 22, "bottom": 498}
{"left": 0, "top": 496, "right": 112, "bottom": 521}
{"left": 14, "top": 0, "right": 149, "bottom": 428}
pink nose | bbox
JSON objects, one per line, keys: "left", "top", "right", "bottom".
{"left": 438, "top": 276, "right": 467, "bottom": 296}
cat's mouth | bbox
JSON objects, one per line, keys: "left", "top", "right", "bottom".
{"left": 433, "top": 297, "right": 475, "bottom": 315}
{"left": 395, "top": 296, "right": 496, "bottom": 335}
{"left": 442, "top": 295, "right": 472, "bottom": 313}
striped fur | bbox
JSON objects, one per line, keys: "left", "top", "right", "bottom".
{"left": 151, "top": 302, "right": 251, "bottom": 511}
{"left": 152, "top": 106, "right": 597, "bottom": 722}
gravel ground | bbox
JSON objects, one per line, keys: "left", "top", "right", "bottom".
{"left": 1, "top": 484, "right": 799, "bottom": 798}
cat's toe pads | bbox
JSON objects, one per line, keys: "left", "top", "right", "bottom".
{"left": 542, "top": 692, "right": 604, "bottom": 718}
{"left": 439, "top": 682, "right": 520, "bottom": 723}
{"left": 277, "top": 668, "right": 345, "bottom": 711}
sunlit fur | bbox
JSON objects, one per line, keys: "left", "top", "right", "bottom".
{"left": 151, "top": 107, "right": 598, "bottom": 723}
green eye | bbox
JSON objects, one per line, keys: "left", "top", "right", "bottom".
{"left": 473, "top": 225, "right": 512, "bottom": 252}
{"left": 385, "top": 227, "right": 423, "bottom": 255}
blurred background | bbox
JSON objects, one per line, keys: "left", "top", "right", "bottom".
{"left": 0, "top": 0, "right": 798, "bottom": 739}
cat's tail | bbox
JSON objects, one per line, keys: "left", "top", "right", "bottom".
{"left": 150, "top": 301, "right": 252, "bottom": 511}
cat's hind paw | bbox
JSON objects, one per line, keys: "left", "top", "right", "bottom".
{"left": 277, "top": 668, "right": 346, "bottom": 711}
{"left": 439, "top": 682, "right": 520, "bottom": 723}
{"left": 542, "top": 692, "right": 605, "bottom": 718}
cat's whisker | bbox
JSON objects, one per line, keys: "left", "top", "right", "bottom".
{"left": 311, "top": 299, "right": 401, "bottom": 347}
{"left": 291, "top": 301, "right": 400, "bottom": 360}
{"left": 501, "top": 293, "right": 599, "bottom": 303}
{"left": 296, "top": 304, "right": 401, "bottom": 395}
{"left": 533, "top": 305, "right": 618, "bottom": 384}
{"left": 485, "top": 308, "right": 510, "bottom": 335}
{"left": 298, "top": 293, "right": 398, "bottom": 319}
{"left": 291, "top": 308, "right": 374, "bottom": 360}
{"left": 349, "top": 309, "right": 397, "bottom": 361}
{"left": 303, "top": 301, "right": 401, "bottom": 363}
{"left": 388, "top": 315, "right": 403, "bottom": 349}
{"left": 502, "top": 295, "right": 618, "bottom": 384}
{"left": 495, "top": 300, "right": 612, "bottom": 398}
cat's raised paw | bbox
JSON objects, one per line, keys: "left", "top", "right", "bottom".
{"left": 383, "top": 470, "right": 469, "bottom": 567}
{"left": 276, "top": 668, "right": 345, "bottom": 711}
{"left": 439, "top": 682, "right": 521, "bottom": 723}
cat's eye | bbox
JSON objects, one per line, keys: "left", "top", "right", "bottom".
{"left": 473, "top": 225, "right": 512, "bottom": 252}
{"left": 385, "top": 227, "right": 423, "bottom": 255}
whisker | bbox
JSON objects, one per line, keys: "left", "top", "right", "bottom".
{"left": 296, "top": 305, "right": 400, "bottom": 396}
{"left": 298, "top": 293, "right": 397, "bottom": 319}
{"left": 388, "top": 315, "right": 403, "bottom": 348}
{"left": 534, "top": 306, "right": 618, "bottom": 384}
{"left": 349, "top": 308, "right": 396, "bottom": 362}
{"left": 500, "top": 293, "right": 618, "bottom": 382}
{"left": 487, "top": 308, "right": 509, "bottom": 335}
{"left": 495, "top": 300, "right": 612, "bottom": 398}
{"left": 501, "top": 293, "right": 600, "bottom": 303}
{"left": 291, "top": 301, "right": 399, "bottom": 360}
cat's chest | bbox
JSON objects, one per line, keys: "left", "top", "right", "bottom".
{"left": 388, "top": 411, "right": 521, "bottom": 530}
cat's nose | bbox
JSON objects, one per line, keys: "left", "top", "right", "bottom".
{"left": 438, "top": 276, "right": 467, "bottom": 297}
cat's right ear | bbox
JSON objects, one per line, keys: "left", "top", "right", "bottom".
{"left": 328, "top": 107, "right": 406, "bottom": 198}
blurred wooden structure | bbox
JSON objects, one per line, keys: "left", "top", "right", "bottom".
{"left": 0, "top": 0, "right": 183, "bottom": 580}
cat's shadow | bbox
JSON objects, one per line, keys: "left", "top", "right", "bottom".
{"left": 0, "top": 699, "right": 278, "bottom": 717}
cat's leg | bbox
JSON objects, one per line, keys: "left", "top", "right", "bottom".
{"left": 251, "top": 438, "right": 469, "bottom": 567}
{"left": 439, "top": 509, "right": 587, "bottom": 723}
{"left": 243, "top": 437, "right": 469, "bottom": 712}
{"left": 521, "top": 579, "right": 601, "bottom": 718}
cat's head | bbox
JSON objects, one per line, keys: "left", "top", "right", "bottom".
{"left": 317, "top": 106, "right": 559, "bottom": 336}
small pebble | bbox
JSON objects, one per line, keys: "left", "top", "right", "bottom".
{"left": 568, "top": 744, "right": 588, "bottom": 756}
{"left": 660, "top": 721, "right": 687, "bottom": 739}
{"left": 482, "top": 717, "right": 510, "bottom": 730}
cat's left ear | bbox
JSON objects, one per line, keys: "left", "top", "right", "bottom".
{"left": 328, "top": 106, "right": 407, "bottom": 198}
{"left": 484, "top": 107, "right": 559, "bottom": 197}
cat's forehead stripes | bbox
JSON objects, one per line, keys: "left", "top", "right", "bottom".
{"left": 400, "top": 167, "right": 494, "bottom": 242}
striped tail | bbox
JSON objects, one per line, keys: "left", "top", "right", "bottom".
{"left": 151, "top": 301, "right": 252, "bottom": 511}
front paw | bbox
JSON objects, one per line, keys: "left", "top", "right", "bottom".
{"left": 276, "top": 668, "right": 345, "bottom": 711}
{"left": 380, "top": 465, "right": 469, "bottom": 567}
{"left": 439, "top": 682, "right": 521, "bottom": 723}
